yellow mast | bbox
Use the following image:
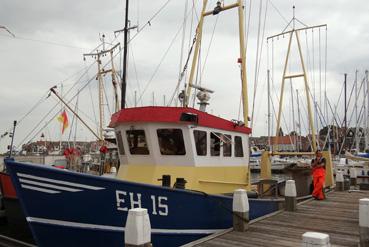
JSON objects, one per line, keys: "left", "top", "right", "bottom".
{"left": 185, "top": 0, "right": 208, "bottom": 107}
{"left": 269, "top": 24, "right": 326, "bottom": 153}
{"left": 237, "top": 0, "right": 249, "bottom": 127}
{"left": 185, "top": 0, "right": 249, "bottom": 127}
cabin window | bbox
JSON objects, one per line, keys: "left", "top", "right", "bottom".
{"left": 235, "top": 136, "right": 244, "bottom": 157}
{"left": 126, "top": 130, "right": 149, "bottom": 155}
{"left": 115, "top": 131, "right": 125, "bottom": 155}
{"left": 157, "top": 129, "right": 186, "bottom": 155}
{"left": 223, "top": 134, "right": 232, "bottom": 157}
{"left": 210, "top": 132, "right": 221, "bottom": 156}
{"left": 194, "top": 130, "right": 207, "bottom": 156}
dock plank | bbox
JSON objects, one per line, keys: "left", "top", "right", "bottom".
{"left": 189, "top": 191, "right": 369, "bottom": 247}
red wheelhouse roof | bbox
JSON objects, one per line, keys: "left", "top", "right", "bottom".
{"left": 109, "top": 106, "right": 251, "bottom": 134}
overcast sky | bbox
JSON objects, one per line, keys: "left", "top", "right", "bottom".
{"left": 1, "top": 0, "right": 369, "bottom": 153}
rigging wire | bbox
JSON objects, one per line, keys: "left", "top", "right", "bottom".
{"left": 244, "top": 0, "right": 252, "bottom": 53}
{"left": 130, "top": 45, "right": 142, "bottom": 105}
{"left": 138, "top": 7, "right": 191, "bottom": 105}
{"left": 175, "top": 0, "right": 190, "bottom": 106}
{"left": 200, "top": 15, "right": 219, "bottom": 80}
{"left": 251, "top": 0, "right": 269, "bottom": 129}
{"left": 128, "top": 0, "right": 173, "bottom": 44}
{"left": 0, "top": 33, "right": 87, "bottom": 50}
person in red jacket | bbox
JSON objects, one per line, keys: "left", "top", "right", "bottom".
{"left": 311, "top": 150, "right": 326, "bottom": 200}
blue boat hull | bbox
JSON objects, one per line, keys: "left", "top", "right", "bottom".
{"left": 5, "top": 159, "right": 279, "bottom": 247}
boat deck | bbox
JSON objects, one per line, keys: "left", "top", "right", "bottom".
{"left": 186, "top": 190, "right": 369, "bottom": 246}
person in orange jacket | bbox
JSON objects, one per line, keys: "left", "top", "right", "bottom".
{"left": 311, "top": 150, "right": 326, "bottom": 200}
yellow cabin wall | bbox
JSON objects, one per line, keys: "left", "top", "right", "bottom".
{"left": 117, "top": 164, "right": 250, "bottom": 194}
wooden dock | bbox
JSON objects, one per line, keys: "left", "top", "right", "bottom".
{"left": 186, "top": 190, "right": 369, "bottom": 246}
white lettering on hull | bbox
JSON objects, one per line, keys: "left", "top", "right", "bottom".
{"left": 116, "top": 190, "right": 168, "bottom": 216}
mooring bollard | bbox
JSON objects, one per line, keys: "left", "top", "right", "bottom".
{"left": 302, "top": 232, "right": 330, "bottom": 247}
{"left": 359, "top": 198, "right": 369, "bottom": 247}
{"left": 125, "top": 208, "right": 152, "bottom": 247}
{"left": 349, "top": 168, "right": 357, "bottom": 187}
{"left": 232, "top": 189, "right": 249, "bottom": 232}
{"left": 285, "top": 180, "right": 297, "bottom": 212}
{"left": 336, "top": 171, "right": 344, "bottom": 191}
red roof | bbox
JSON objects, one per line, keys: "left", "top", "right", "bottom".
{"left": 109, "top": 107, "right": 251, "bottom": 134}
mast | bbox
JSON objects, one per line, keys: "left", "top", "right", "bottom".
{"left": 296, "top": 89, "right": 302, "bottom": 152}
{"left": 84, "top": 43, "right": 120, "bottom": 141}
{"left": 121, "top": 0, "right": 129, "bottom": 109}
{"left": 366, "top": 70, "right": 369, "bottom": 151}
{"left": 268, "top": 8, "right": 324, "bottom": 153}
{"left": 290, "top": 78, "right": 296, "bottom": 150}
{"left": 185, "top": 0, "right": 249, "bottom": 126}
{"left": 267, "top": 69, "right": 271, "bottom": 150}
{"left": 341, "top": 73, "right": 347, "bottom": 149}
{"left": 355, "top": 70, "right": 359, "bottom": 153}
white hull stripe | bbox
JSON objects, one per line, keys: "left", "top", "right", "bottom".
{"left": 21, "top": 185, "right": 60, "bottom": 194}
{"left": 26, "top": 217, "right": 225, "bottom": 235}
{"left": 20, "top": 178, "right": 82, "bottom": 192}
{"left": 17, "top": 173, "right": 105, "bottom": 190}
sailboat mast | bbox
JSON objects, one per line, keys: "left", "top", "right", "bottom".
{"left": 341, "top": 73, "right": 347, "bottom": 149}
{"left": 355, "top": 70, "right": 359, "bottom": 152}
{"left": 267, "top": 69, "right": 271, "bottom": 149}
{"left": 296, "top": 89, "right": 302, "bottom": 152}
{"left": 121, "top": 0, "right": 129, "bottom": 110}
{"left": 366, "top": 70, "right": 369, "bottom": 150}
{"left": 290, "top": 79, "right": 296, "bottom": 150}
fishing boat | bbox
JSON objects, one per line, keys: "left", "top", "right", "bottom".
{"left": 5, "top": 106, "right": 281, "bottom": 246}
{"left": 5, "top": 1, "right": 283, "bottom": 246}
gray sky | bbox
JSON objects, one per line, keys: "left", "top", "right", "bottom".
{"left": 1, "top": 0, "right": 369, "bottom": 153}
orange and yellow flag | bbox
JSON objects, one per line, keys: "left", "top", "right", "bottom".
{"left": 57, "top": 110, "right": 69, "bottom": 134}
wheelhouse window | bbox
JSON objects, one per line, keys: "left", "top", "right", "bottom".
{"left": 222, "top": 134, "right": 232, "bottom": 157}
{"left": 194, "top": 130, "right": 207, "bottom": 156}
{"left": 210, "top": 132, "right": 221, "bottom": 156}
{"left": 115, "top": 131, "right": 125, "bottom": 155}
{"left": 157, "top": 129, "right": 186, "bottom": 155}
{"left": 126, "top": 130, "right": 149, "bottom": 155}
{"left": 235, "top": 136, "right": 244, "bottom": 157}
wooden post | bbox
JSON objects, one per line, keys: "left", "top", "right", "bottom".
{"left": 349, "top": 168, "right": 357, "bottom": 187}
{"left": 359, "top": 198, "right": 369, "bottom": 247}
{"left": 285, "top": 180, "right": 297, "bottom": 211}
{"left": 322, "top": 151, "right": 334, "bottom": 187}
{"left": 232, "top": 189, "right": 249, "bottom": 232}
{"left": 125, "top": 208, "right": 152, "bottom": 247}
{"left": 302, "top": 232, "right": 330, "bottom": 247}
{"left": 260, "top": 151, "right": 272, "bottom": 196}
{"left": 335, "top": 171, "right": 344, "bottom": 191}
